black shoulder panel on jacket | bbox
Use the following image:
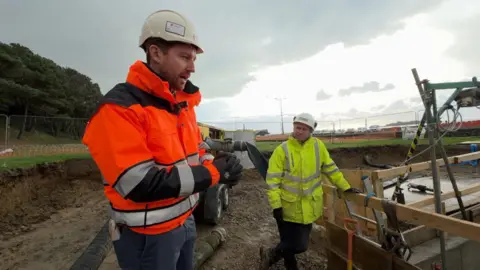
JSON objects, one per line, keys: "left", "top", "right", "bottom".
{"left": 89, "top": 83, "right": 174, "bottom": 119}
{"left": 183, "top": 80, "right": 199, "bottom": 94}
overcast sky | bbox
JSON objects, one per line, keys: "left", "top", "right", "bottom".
{"left": 1, "top": 0, "right": 479, "bottom": 133}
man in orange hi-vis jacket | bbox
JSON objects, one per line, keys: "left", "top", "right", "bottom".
{"left": 82, "top": 9, "right": 244, "bottom": 270}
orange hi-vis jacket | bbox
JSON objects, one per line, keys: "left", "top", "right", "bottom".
{"left": 82, "top": 61, "right": 219, "bottom": 235}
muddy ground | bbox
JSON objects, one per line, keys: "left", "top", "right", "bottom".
{"left": 197, "top": 169, "right": 328, "bottom": 270}
{"left": 0, "top": 159, "right": 108, "bottom": 270}
{"left": 0, "top": 144, "right": 477, "bottom": 270}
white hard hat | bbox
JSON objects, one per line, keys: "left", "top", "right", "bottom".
{"left": 293, "top": 113, "right": 317, "bottom": 130}
{"left": 139, "top": 10, "right": 203, "bottom": 53}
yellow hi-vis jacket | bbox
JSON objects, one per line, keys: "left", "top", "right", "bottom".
{"left": 266, "top": 135, "right": 351, "bottom": 224}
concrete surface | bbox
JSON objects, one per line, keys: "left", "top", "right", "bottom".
{"left": 409, "top": 235, "right": 480, "bottom": 270}
{"left": 383, "top": 175, "right": 480, "bottom": 211}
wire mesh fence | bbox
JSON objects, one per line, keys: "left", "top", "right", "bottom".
{"left": 0, "top": 114, "right": 7, "bottom": 152}
{"left": 1, "top": 115, "right": 89, "bottom": 158}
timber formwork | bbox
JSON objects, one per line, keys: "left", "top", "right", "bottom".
{"left": 318, "top": 150, "right": 480, "bottom": 270}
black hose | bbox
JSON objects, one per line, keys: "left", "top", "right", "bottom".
{"left": 245, "top": 142, "right": 269, "bottom": 181}
{"left": 363, "top": 155, "right": 406, "bottom": 190}
{"left": 204, "top": 138, "right": 269, "bottom": 181}
{"left": 363, "top": 155, "right": 393, "bottom": 169}
{"left": 69, "top": 219, "right": 112, "bottom": 270}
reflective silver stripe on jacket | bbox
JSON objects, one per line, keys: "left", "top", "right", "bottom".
{"left": 281, "top": 140, "right": 321, "bottom": 183}
{"left": 109, "top": 154, "right": 201, "bottom": 227}
{"left": 199, "top": 141, "right": 210, "bottom": 150}
{"left": 111, "top": 194, "right": 199, "bottom": 227}
{"left": 113, "top": 160, "right": 156, "bottom": 197}
{"left": 199, "top": 153, "right": 214, "bottom": 163}
{"left": 187, "top": 153, "right": 200, "bottom": 165}
{"left": 113, "top": 156, "right": 199, "bottom": 198}
{"left": 322, "top": 161, "right": 340, "bottom": 176}
{"left": 268, "top": 140, "right": 323, "bottom": 195}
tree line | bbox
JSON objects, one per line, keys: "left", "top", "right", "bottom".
{"left": 0, "top": 42, "right": 103, "bottom": 140}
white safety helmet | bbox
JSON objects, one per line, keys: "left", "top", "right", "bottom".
{"left": 293, "top": 113, "right": 317, "bottom": 130}
{"left": 139, "top": 10, "right": 203, "bottom": 53}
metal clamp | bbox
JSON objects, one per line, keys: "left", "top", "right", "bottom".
{"left": 364, "top": 192, "right": 375, "bottom": 207}
{"left": 381, "top": 200, "right": 413, "bottom": 261}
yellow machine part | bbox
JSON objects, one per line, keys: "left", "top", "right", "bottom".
{"left": 198, "top": 123, "right": 225, "bottom": 140}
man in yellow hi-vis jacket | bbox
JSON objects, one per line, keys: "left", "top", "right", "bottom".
{"left": 259, "top": 112, "right": 361, "bottom": 270}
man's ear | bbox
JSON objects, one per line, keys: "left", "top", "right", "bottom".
{"left": 148, "top": 45, "right": 166, "bottom": 64}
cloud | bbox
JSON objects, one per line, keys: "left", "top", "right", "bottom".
{"left": 338, "top": 81, "right": 395, "bottom": 96}
{"left": 223, "top": 0, "right": 472, "bottom": 126}
{"left": 1, "top": 0, "right": 478, "bottom": 134}
{"left": 194, "top": 98, "right": 233, "bottom": 122}
{"left": 429, "top": 0, "right": 480, "bottom": 73}
{"left": 316, "top": 90, "right": 332, "bottom": 101}
{"left": 0, "top": 0, "right": 445, "bottom": 99}
{"left": 371, "top": 105, "right": 386, "bottom": 111}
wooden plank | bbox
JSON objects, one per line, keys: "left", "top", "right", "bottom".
{"left": 372, "top": 151, "right": 480, "bottom": 180}
{"left": 403, "top": 204, "right": 480, "bottom": 247}
{"left": 323, "top": 169, "right": 377, "bottom": 235}
{"left": 371, "top": 173, "right": 386, "bottom": 238}
{"left": 421, "top": 191, "right": 480, "bottom": 213}
{"left": 327, "top": 248, "right": 359, "bottom": 270}
{"left": 325, "top": 221, "right": 421, "bottom": 270}
{"left": 342, "top": 170, "right": 368, "bottom": 232}
{"left": 406, "top": 182, "right": 480, "bottom": 208}
{"left": 322, "top": 184, "right": 480, "bottom": 242}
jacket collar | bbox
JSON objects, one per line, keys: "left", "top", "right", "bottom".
{"left": 288, "top": 134, "right": 314, "bottom": 148}
{"left": 125, "top": 60, "right": 201, "bottom": 106}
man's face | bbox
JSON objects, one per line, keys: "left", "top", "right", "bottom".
{"left": 293, "top": 122, "right": 312, "bottom": 141}
{"left": 153, "top": 43, "right": 197, "bottom": 90}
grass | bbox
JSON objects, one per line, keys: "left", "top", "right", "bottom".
{"left": 256, "top": 136, "right": 480, "bottom": 152}
{"left": 0, "top": 153, "right": 91, "bottom": 171}
{"left": 1, "top": 136, "right": 478, "bottom": 171}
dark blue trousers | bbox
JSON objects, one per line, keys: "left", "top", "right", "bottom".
{"left": 113, "top": 214, "right": 197, "bottom": 270}
{"left": 274, "top": 219, "right": 312, "bottom": 268}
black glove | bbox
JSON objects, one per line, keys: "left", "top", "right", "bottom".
{"left": 273, "top": 208, "right": 283, "bottom": 223}
{"left": 212, "top": 152, "right": 244, "bottom": 186}
{"left": 344, "top": 187, "right": 362, "bottom": 193}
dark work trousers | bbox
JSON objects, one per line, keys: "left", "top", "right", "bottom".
{"left": 113, "top": 214, "right": 197, "bottom": 270}
{"left": 274, "top": 218, "right": 313, "bottom": 268}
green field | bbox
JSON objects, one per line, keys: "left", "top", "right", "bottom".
{"left": 0, "top": 153, "right": 91, "bottom": 171}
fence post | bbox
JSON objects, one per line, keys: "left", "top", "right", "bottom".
{"left": 1, "top": 114, "right": 8, "bottom": 151}
{"left": 5, "top": 115, "right": 9, "bottom": 150}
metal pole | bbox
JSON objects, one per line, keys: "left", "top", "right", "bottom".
{"left": 4, "top": 115, "right": 8, "bottom": 150}
{"left": 279, "top": 98, "right": 284, "bottom": 135}
{"left": 411, "top": 68, "right": 447, "bottom": 270}
{"left": 331, "top": 122, "right": 335, "bottom": 144}
{"left": 274, "top": 97, "right": 285, "bottom": 135}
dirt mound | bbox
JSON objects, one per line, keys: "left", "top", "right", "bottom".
{"left": 0, "top": 159, "right": 108, "bottom": 270}
{"left": 262, "top": 144, "right": 472, "bottom": 169}
{"left": 330, "top": 144, "right": 471, "bottom": 169}
{"left": 198, "top": 169, "right": 327, "bottom": 270}
{"left": 0, "top": 159, "right": 103, "bottom": 238}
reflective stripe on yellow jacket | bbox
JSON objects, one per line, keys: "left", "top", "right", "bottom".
{"left": 266, "top": 135, "right": 351, "bottom": 224}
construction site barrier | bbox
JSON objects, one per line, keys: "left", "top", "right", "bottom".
{"left": 317, "top": 150, "right": 480, "bottom": 269}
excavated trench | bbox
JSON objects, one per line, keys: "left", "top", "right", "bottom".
{"left": 0, "top": 143, "right": 476, "bottom": 270}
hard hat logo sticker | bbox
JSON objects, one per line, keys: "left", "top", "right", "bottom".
{"left": 165, "top": 21, "right": 185, "bottom": 37}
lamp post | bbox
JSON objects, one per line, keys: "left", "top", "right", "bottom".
{"left": 274, "top": 97, "right": 286, "bottom": 134}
